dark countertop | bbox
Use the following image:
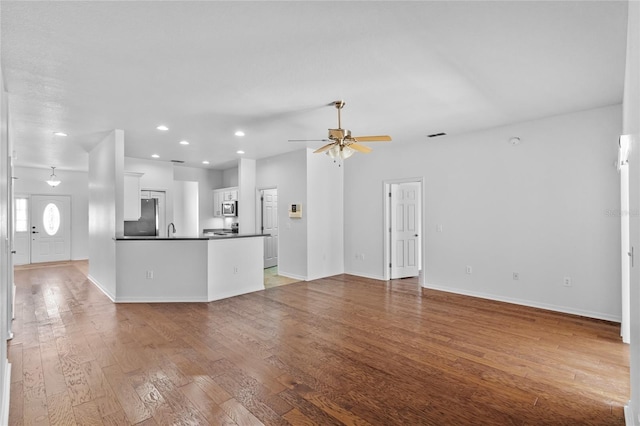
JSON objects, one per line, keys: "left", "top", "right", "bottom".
{"left": 115, "top": 233, "right": 268, "bottom": 241}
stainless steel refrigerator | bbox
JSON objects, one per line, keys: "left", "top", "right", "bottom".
{"left": 124, "top": 198, "right": 158, "bottom": 236}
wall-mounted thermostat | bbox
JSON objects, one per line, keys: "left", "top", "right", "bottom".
{"left": 289, "top": 204, "right": 302, "bottom": 218}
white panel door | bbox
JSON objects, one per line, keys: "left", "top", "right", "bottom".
{"left": 262, "top": 189, "right": 278, "bottom": 268}
{"left": 12, "top": 195, "right": 30, "bottom": 265}
{"left": 31, "top": 195, "right": 71, "bottom": 263}
{"left": 391, "top": 182, "right": 421, "bottom": 279}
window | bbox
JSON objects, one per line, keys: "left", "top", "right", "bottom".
{"left": 43, "top": 203, "right": 60, "bottom": 236}
{"left": 14, "top": 198, "right": 28, "bottom": 232}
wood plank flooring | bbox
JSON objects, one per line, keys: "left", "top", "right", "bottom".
{"left": 9, "top": 262, "right": 629, "bottom": 425}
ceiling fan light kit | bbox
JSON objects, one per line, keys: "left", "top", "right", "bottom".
{"left": 290, "top": 100, "right": 392, "bottom": 161}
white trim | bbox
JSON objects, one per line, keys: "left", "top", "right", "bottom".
{"left": 625, "top": 403, "right": 637, "bottom": 426}
{"left": 382, "top": 177, "right": 425, "bottom": 285}
{"left": 423, "top": 281, "right": 622, "bottom": 323}
{"left": 87, "top": 275, "right": 115, "bottom": 302}
{"left": 115, "top": 296, "right": 209, "bottom": 303}
{"left": 277, "top": 271, "right": 306, "bottom": 282}
{"left": 344, "top": 271, "right": 386, "bottom": 281}
{"left": 0, "top": 360, "right": 11, "bottom": 426}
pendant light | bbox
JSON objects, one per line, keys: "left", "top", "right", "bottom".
{"left": 46, "top": 167, "right": 61, "bottom": 187}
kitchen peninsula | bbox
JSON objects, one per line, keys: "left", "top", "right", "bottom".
{"left": 113, "top": 233, "right": 266, "bottom": 303}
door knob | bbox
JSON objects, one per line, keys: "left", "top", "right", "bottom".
{"left": 32, "top": 231, "right": 39, "bottom": 234}
{"left": 414, "top": 234, "right": 419, "bottom": 237}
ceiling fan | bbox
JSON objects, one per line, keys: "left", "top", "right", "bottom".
{"left": 289, "top": 100, "right": 391, "bottom": 160}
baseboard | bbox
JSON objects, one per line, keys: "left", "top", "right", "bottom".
{"left": 87, "top": 274, "right": 115, "bottom": 302}
{"left": 344, "top": 271, "right": 386, "bottom": 281}
{"left": 277, "top": 271, "right": 307, "bottom": 282}
{"left": 114, "top": 296, "right": 209, "bottom": 303}
{"left": 0, "top": 360, "right": 11, "bottom": 426}
{"left": 423, "top": 282, "right": 621, "bottom": 323}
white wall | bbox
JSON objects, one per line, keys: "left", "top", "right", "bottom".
{"left": 0, "top": 58, "right": 11, "bottom": 423}
{"left": 13, "top": 167, "right": 89, "bottom": 260}
{"left": 173, "top": 165, "right": 223, "bottom": 232}
{"left": 223, "top": 167, "right": 238, "bottom": 187}
{"left": 345, "top": 104, "right": 622, "bottom": 321}
{"left": 307, "top": 149, "right": 344, "bottom": 280}
{"left": 172, "top": 180, "right": 199, "bottom": 237}
{"left": 623, "top": 0, "right": 640, "bottom": 424}
{"left": 88, "top": 130, "right": 124, "bottom": 300}
{"left": 256, "top": 149, "right": 307, "bottom": 280}
{"left": 238, "top": 158, "right": 256, "bottom": 234}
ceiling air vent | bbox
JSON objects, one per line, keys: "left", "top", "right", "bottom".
{"left": 170, "top": 160, "right": 185, "bottom": 164}
{"left": 427, "top": 132, "right": 447, "bottom": 138}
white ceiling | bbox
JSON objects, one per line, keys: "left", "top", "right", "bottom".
{"left": 1, "top": 1, "right": 629, "bottom": 172}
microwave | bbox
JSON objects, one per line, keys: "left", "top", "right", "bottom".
{"left": 222, "top": 201, "right": 237, "bottom": 217}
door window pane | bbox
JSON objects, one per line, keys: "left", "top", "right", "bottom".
{"left": 14, "top": 198, "right": 28, "bottom": 232}
{"left": 43, "top": 203, "right": 61, "bottom": 236}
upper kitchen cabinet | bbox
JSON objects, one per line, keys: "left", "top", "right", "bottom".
{"left": 124, "top": 172, "right": 144, "bottom": 220}
{"left": 212, "top": 186, "right": 238, "bottom": 217}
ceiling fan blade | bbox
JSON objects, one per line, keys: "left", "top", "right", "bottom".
{"left": 348, "top": 143, "right": 372, "bottom": 153}
{"left": 288, "top": 139, "right": 330, "bottom": 142}
{"left": 352, "top": 135, "right": 392, "bottom": 142}
{"left": 314, "top": 142, "right": 336, "bottom": 154}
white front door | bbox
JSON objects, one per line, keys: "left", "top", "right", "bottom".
{"left": 262, "top": 188, "right": 278, "bottom": 268}
{"left": 13, "top": 195, "right": 30, "bottom": 265}
{"left": 391, "top": 182, "right": 421, "bottom": 279}
{"left": 31, "top": 195, "right": 71, "bottom": 263}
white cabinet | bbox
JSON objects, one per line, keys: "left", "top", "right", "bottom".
{"left": 213, "top": 187, "right": 238, "bottom": 217}
{"left": 213, "top": 190, "right": 223, "bottom": 217}
{"left": 124, "top": 172, "right": 144, "bottom": 220}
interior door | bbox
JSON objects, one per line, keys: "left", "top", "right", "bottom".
{"left": 391, "top": 182, "right": 421, "bottom": 279}
{"left": 262, "top": 188, "right": 278, "bottom": 268}
{"left": 31, "top": 195, "right": 71, "bottom": 263}
{"left": 12, "top": 195, "right": 29, "bottom": 265}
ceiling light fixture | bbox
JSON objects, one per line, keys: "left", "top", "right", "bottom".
{"left": 151, "top": 154, "right": 160, "bottom": 158}
{"left": 235, "top": 131, "right": 245, "bottom": 137}
{"left": 46, "top": 167, "right": 61, "bottom": 187}
{"left": 53, "top": 132, "right": 67, "bottom": 137}
{"left": 509, "top": 137, "right": 521, "bottom": 145}
{"left": 179, "top": 140, "right": 189, "bottom": 145}
{"left": 326, "top": 144, "right": 354, "bottom": 160}
{"left": 237, "top": 150, "right": 245, "bottom": 155}
{"left": 202, "top": 160, "right": 210, "bottom": 165}
{"left": 156, "top": 125, "right": 169, "bottom": 131}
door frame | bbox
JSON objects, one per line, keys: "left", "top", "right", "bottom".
{"left": 255, "top": 186, "right": 278, "bottom": 265}
{"left": 383, "top": 177, "right": 425, "bottom": 284}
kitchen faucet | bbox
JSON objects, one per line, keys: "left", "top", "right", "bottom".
{"left": 168, "top": 222, "right": 176, "bottom": 237}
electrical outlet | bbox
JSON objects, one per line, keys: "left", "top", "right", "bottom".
{"left": 146, "top": 270, "right": 153, "bottom": 279}
{"left": 465, "top": 265, "right": 472, "bottom": 274}
{"left": 513, "top": 272, "right": 519, "bottom": 280}
{"left": 437, "top": 224, "right": 443, "bottom": 233}
{"left": 233, "top": 266, "right": 238, "bottom": 274}
{"left": 361, "top": 254, "right": 365, "bottom": 261}
{"left": 563, "top": 276, "right": 572, "bottom": 287}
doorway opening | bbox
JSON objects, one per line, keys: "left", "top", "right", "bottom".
{"left": 383, "top": 178, "right": 424, "bottom": 283}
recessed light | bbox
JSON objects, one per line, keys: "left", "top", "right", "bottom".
{"left": 202, "top": 160, "right": 210, "bottom": 165}
{"left": 53, "top": 132, "right": 67, "bottom": 137}
{"left": 156, "top": 125, "right": 169, "bottom": 131}
{"left": 236, "top": 150, "right": 245, "bottom": 155}
{"left": 235, "top": 131, "right": 245, "bottom": 137}
{"left": 151, "top": 154, "right": 160, "bottom": 158}
{"left": 179, "top": 140, "right": 189, "bottom": 145}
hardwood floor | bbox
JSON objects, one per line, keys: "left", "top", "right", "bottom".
{"left": 8, "top": 262, "right": 629, "bottom": 425}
